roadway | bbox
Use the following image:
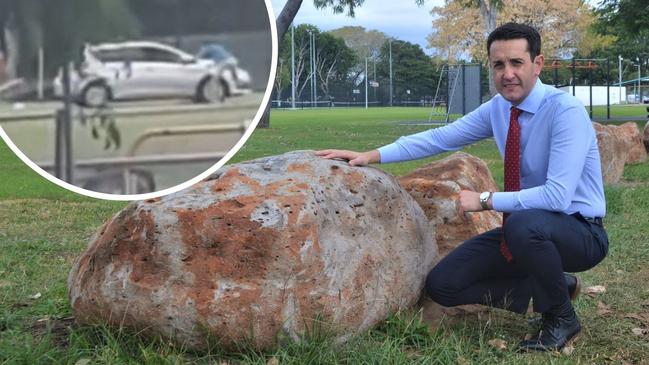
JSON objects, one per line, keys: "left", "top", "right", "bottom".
{"left": 0, "top": 92, "right": 266, "bottom": 194}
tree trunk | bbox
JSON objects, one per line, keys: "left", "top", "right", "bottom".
{"left": 276, "top": 0, "right": 304, "bottom": 42}
{"left": 480, "top": 0, "right": 498, "bottom": 96}
{"left": 274, "top": 60, "right": 284, "bottom": 102}
{"left": 258, "top": 0, "right": 304, "bottom": 129}
{"left": 317, "top": 57, "right": 337, "bottom": 102}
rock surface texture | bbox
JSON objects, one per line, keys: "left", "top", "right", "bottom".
{"left": 398, "top": 152, "right": 501, "bottom": 257}
{"left": 593, "top": 122, "right": 629, "bottom": 184}
{"left": 68, "top": 151, "right": 437, "bottom": 351}
{"left": 644, "top": 121, "right": 649, "bottom": 153}
{"left": 618, "top": 122, "right": 647, "bottom": 164}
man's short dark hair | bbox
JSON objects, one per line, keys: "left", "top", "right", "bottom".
{"left": 487, "top": 23, "right": 541, "bottom": 60}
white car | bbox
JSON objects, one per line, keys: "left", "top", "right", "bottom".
{"left": 627, "top": 94, "right": 649, "bottom": 104}
{"left": 54, "top": 41, "right": 236, "bottom": 107}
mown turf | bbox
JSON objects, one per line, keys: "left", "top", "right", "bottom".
{"left": 1, "top": 106, "right": 648, "bottom": 364}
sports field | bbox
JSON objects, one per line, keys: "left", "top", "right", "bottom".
{"left": 1, "top": 106, "right": 649, "bottom": 363}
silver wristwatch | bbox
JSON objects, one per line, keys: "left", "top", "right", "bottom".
{"left": 479, "top": 192, "right": 492, "bottom": 210}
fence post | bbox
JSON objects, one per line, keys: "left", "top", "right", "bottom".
{"left": 54, "top": 64, "right": 74, "bottom": 183}
{"left": 38, "top": 47, "right": 44, "bottom": 100}
{"left": 54, "top": 109, "right": 65, "bottom": 179}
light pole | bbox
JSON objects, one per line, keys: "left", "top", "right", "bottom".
{"left": 389, "top": 40, "right": 393, "bottom": 107}
{"left": 637, "top": 57, "right": 642, "bottom": 102}
{"left": 618, "top": 55, "right": 622, "bottom": 105}
{"left": 313, "top": 33, "right": 317, "bottom": 105}
{"left": 291, "top": 24, "right": 296, "bottom": 109}
{"left": 307, "top": 30, "right": 314, "bottom": 107}
{"left": 365, "top": 58, "right": 368, "bottom": 109}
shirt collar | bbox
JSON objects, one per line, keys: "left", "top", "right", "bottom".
{"left": 509, "top": 78, "right": 544, "bottom": 114}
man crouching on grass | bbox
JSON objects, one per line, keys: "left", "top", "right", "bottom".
{"left": 316, "top": 22, "right": 609, "bottom": 352}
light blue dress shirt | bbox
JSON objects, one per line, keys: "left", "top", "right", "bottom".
{"left": 378, "top": 79, "right": 606, "bottom": 218}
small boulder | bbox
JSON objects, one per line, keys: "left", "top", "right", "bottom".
{"left": 398, "top": 152, "right": 501, "bottom": 257}
{"left": 593, "top": 122, "right": 628, "bottom": 184}
{"left": 68, "top": 151, "right": 436, "bottom": 351}
{"left": 618, "top": 122, "right": 647, "bottom": 164}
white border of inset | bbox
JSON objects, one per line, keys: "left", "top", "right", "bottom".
{"left": 0, "top": 0, "right": 278, "bottom": 201}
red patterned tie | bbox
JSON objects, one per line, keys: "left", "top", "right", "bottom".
{"left": 501, "top": 107, "right": 522, "bottom": 262}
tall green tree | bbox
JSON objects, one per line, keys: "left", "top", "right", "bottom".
{"left": 261, "top": 0, "right": 364, "bottom": 127}
{"left": 597, "top": 0, "right": 649, "bottom": 35}
{"left": 315, "top": 31, "right": 356, "bottom": 99}
{"left": 328, "top": 26, "right": 387, "bottom": 83}
{"left": 276, "top": 0, "right": 364, "bottom": 42}
{"left": 276, "top": 24, "right": 319, "bottom": 102}
{"left": 376, "top": 40, "right": 438, "bottom": 104}
{"left": 276, "top": 24, "right": 356, "bottom": 102}
{"left": 593, "top": 0, "right": 649, "bottom": 85}
{"left": 265, "top": 0, "right": 430, "bottom": 127}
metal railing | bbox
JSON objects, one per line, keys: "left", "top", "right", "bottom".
{"left": 1, "top": 102, "right": 255, "bottom": 194}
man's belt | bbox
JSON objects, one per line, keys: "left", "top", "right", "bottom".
{"left": 583, "top": 216, "right": 603, "bottom": 226}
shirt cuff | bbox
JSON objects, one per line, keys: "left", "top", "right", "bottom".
{"left": 377, "top": 143, "right": 403, "bottom": 163}
{"left": 491, "top": 191, "right": 519, "bottom": 213}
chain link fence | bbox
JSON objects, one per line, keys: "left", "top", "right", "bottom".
{"left": 271, "top": 63, "right": 484, "bottom": 118}
{"left": 273, "top": 74, "right": 449, "bottom": 109}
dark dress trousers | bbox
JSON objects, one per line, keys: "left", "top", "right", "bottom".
{"left": 425, "top": 209, "right": 608, "bottom": 314}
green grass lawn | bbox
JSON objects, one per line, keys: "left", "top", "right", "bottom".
{"left": 1, "top": 106, "right": 649, "bottom": 364}
{"left": 590, "top": 103, "right": 648, "bottom": 119}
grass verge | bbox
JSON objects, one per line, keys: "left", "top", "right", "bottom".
{"left": 1, "top": 106, "right": 648, "bottom": 364}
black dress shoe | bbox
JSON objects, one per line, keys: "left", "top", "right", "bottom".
{"left": 527, "top": 273, "right": 581, "bottom": 327}
{"left": 519, "top": 307, "right": 581, "bottom": 351}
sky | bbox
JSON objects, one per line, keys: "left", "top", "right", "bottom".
{"left": 270, "top": 0, "right": 445, "bottom": 55}
{"left": 270, "top": 0, "right": 604, "bottom": 56}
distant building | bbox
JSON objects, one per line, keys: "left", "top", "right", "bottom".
{"left": 558, "top": 86, "right": 626, "bottom": 106}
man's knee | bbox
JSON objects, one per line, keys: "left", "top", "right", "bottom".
{"left": 504, "top": 209, "right": 553, "bottom": 255}
{"left": 504, "top": 209, "right": 547, "bottom": 241}
{"left": 425, "top": 267, "right": 458, "bottom": 307}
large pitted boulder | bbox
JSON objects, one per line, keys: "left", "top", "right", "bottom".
{"left": 593, "top": 122, "right": 629, "bottom": 184}
{"left": 68, "top": 151, "right": 437, "bottom": 351}
{"left": 618, "top": 122, "right": 647, "bottom": 164}
{"left": 398, "top": 152, "right": 501, "bottom": 257}
{"left": 644, "top": 121, "right": 649, "bottom": 152}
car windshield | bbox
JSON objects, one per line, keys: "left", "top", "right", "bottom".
{"left": 197, "top": 45, "right": 233, "bottom": 62}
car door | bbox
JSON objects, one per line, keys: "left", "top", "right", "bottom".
{"left": 123, "top": 46, "right": 172, "bottom": 99}
{"left": 91, "top": 47, "right": 140, "bottom": 100}
{"left": 98, "top": 47, "right": 152, "bottom": 100}
{"left": 140, "top": 46, "right": 205, "bottom": 98}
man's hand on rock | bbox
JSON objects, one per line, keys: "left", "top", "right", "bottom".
{"left": 457, "top": 190, "right": 484, "bottom": 219}
{"left": 315, "top": 149, "right": 380, "bottom": 166}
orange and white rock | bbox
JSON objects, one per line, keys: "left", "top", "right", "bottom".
{"left": 68, "top": 151, "right": 437, "bottom": 351}
{"left": 618, "top": 122, "right": 647, "bottom": 164}
{"left": 593, "top": 122, "right": 629, "bottom": 184}
{"left": 399, "top": 152, "right": 502, "bottom": 257}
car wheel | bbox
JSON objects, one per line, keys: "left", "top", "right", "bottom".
{"left": 219, "top": 69, "right": 233, "bottom": 97}
{"left": 81, "top": 83, "right": 110, "bottom": 107}
{"left": 197, "top": 77, "right": 224, "bottom": 103}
